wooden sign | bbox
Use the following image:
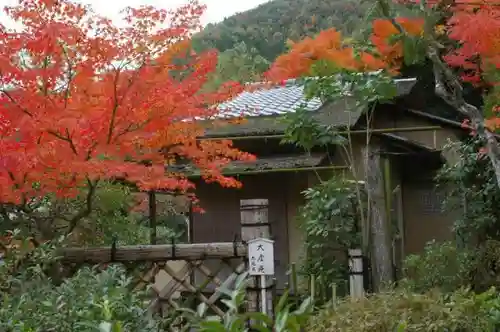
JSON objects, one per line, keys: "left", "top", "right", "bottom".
{"left": 247, "top": 238, "right": 274, "bottom": 276}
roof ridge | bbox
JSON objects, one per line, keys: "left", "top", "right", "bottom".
{"left": 244, "top": 78, "right": 301, "bottom": 89}
{"left": 244, "top": 75, "right": 417, "bottom": 87}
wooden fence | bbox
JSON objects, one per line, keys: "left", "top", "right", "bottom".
{"left": 2, "top": 236, "right": 366, "bottom": 330}
{"left": 59, "top": 242, "right": 260, "bottom": 328}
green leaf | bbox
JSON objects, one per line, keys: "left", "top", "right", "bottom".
{"left": 198, "top": 320, "right": 226, "bottom": 332}
{"left": 197, "top": 302, "right": 208, "bottom": 318}
{"left": 275, "top": 289, "right": 290, "bottom": 313}
{"left": 244, "top": 311, "right": 274, "bottom": 326}
{"left": 221, "top": 299, "right": 237, "bottom": 312}
{"left": 274, "top": 309, "right": 290, "bottom": 332}
{"left": 98, "top": 322, "right": 112, "bottom": 332}
{"left": 111, "top": 322, "right": 123, "bottom": 332}
{"left": 294, "top": 296, "right": 313, "bottom": 315}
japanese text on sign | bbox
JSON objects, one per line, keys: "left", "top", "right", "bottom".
{"left": 247, "top": 238, "right": 274, "bottom": 275}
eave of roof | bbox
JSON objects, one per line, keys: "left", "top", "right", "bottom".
{"left": 168, "top": 153, "right": 332, "bottom": 177}
{"left": 375, "top": 132, "right": 436, "bottom": 152}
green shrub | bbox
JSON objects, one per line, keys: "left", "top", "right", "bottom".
{"left": 0, "top": 235, "right": 159, "bottom": 332}
{"left": 296, "top": 176, "right": 366, "bottom": 299}
{"left": 471, "top": 239, "right": 500, "bottom": 292}
{"left": 0, "top": 265, "right": 159, "bottom": 332}
{"left": 437, "top": 136, "right": 500, "bottom": 245}
{"left": 0, "top": 236, "right": 314, "bottom": 332}
{"left": 183, "top": 271, "right": 314, "bottom": 332}
{"left": 307, "top": 287, "right": 500, "bottom": 332}
{"left": 401, "top": 240, "right": 500, "bottom": 294}
{"left": 401, "top": 241, "right": 475, "bottom": 293}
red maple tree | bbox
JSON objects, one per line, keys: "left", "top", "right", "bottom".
{"left": 0, "top": 0, "right": 253, "bottom": 216}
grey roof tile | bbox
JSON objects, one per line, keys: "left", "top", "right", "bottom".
{"left": 217, "top": 83, "right": 322, "bottom": 118}
{"left": 215, "top": 77, "right": 416, "bottom": 120}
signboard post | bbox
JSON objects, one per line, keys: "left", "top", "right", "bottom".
{"left": 247, "top": 238, "right": 274, "bottom": 314}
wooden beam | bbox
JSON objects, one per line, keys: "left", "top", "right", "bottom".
{"left": 59, "top": 242, "right": 248, "bottom": 264}
{"left": 188, "top": 164, "right": 348, "bottom": 178}
{"left": 199, "top": 125, "right": 443, "bottom": 141}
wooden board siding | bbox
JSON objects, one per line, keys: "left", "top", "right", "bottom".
{"left": 191, "top": 173, "right": 290, "bottom": 289}
{"left": 372, "top": 106, "right": 461, "bottom": 151}
{"left": 402, "top": 179, "right": 455, "bottom": 255}
{"left": 285, "top": 173, "right": 308, "bottom": 268}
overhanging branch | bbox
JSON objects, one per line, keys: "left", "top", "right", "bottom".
{"left": 376, "top": 0, "right": 500, "bottom": 186}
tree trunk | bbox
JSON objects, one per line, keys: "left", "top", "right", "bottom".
{"left": 364, "top": 146, "right": 394, "bottom": 291}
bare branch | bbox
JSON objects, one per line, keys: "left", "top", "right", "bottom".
{"left": 58, "top": 42, "right": 75, "bottom": 109}
{"left": 64, "top": 178, "right": 98, "bottom": 235}
{"left": 47, "top": 129, "right": 78, "bottom": 155}
{"left": 106, "top": 60, "right": 147, "bottom": 144}
{"left": 0, "top": 89, "right": 33, "bottom": 117}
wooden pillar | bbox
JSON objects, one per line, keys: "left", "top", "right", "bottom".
{"left": 348, "top": 248, "right": 364, "bottom": 299}
{"left": 364, "top": 145, "right": 394, "bottom": 291}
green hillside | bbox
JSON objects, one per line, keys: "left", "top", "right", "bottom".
{"left": 195, "top": 0, "right": 370, "bottom": 62}
{"left": 194, "top": 0, "right": 370, "bottom": 89}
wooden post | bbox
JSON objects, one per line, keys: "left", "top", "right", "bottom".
{"left": 364, "top": 146, "right": 394, "bottom": 291}
{"left": 148, "top": 191, "right": 157, "bottom": 245}
{"left": 310, "top": 275, "right": 315, "bottom": 304}
{"left": 331, "top": 283, "right": 337, "bottom": 308}
{"left": 348, "top": 248, "right": 364, "bottom": 300}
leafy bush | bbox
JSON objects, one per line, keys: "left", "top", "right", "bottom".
{"left": 183, "top": 271, "right": 314, "bottom": 332}
{"left": 437, "top": 136, "right": 500, "bottom": 244}
{"left": 0, "top": 264, "right": 158, "bottom": 332}
{"left": 471, "top": 239, "right": 500, "bottom": 292}
{"left": 295, "top": 176, "right": 365, "bottom": 297}
{"left": 0, "top": 233, "right": 159, "bottom": 332}
{"left": 401, "top": 240, "right": 475, "bottom": 293}
{"left": 0, "top": 235, "right": 314, "bottom": 332}
{"left": 401, "top": 239, "right": 500, "bottom": 294}
{"left": 307, "top": 287, "right": 500, "bottom": 332}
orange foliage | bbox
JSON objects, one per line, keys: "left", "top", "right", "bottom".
{"left": 268, "top": 0, "right": 500, "bottom": 136}
{"left": 266, "top": 18, "right": 424, "bottom": 81}
{"left": 485, "top": 104, "right": 500, "bottom": 131}
{"left": 443, "top": 0, "right": 500, "bottom": 81}
{"left": 371, "top": 17, "right": 424, "bottom": 64}
{"left": 438, "top": 1, "right": 500, "bottom": 130}
{"left": 0, "top": 0, "right": 254, "bottom": 206}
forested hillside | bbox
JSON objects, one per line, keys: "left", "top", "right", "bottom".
{"left": 195, "top": 0, "right": 370, "bottom": 87}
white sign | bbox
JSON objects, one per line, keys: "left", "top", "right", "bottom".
{"left": 247, "top": 238, "right": 274, "bottom": 276}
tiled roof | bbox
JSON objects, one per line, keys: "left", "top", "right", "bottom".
{"left": 215, "top": 77, "right": 417, "bottom": 119}
{"left": 202, "top": 77, "right": 418, "bottom": 137}
{"left": 217, "top": 82, "right": 322, "bottom": 118}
